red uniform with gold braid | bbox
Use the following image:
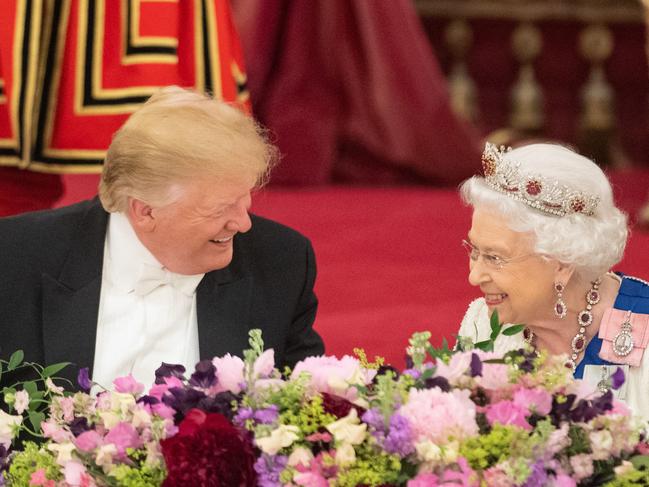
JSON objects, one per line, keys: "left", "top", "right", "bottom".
{"left": 0, "top": 0, "right": 248, "bottom": 214}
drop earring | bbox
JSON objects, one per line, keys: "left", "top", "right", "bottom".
{"left": 554, "top": 282, "right": 567, "bottom": 319}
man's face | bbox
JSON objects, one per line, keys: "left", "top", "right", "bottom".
{"left": 132, "top": 177, "right": 254, "bottom": 275}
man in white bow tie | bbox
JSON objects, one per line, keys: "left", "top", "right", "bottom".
{"left": 0, "top": 86, "right": 324, "bottom": 389}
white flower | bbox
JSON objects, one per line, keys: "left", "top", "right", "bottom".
{"left": 335, "top": 443, "right": 357, "bottom": 467}
{"left": 14, "top": 390, "right": 30, "bottom": 415}
{"left": 415, "top": 440, "right": 442, "bottom": 463}
{"left": 109, "top": 392, "right": 136, "bottom": 414}
{"left": 0, "top": 410, "right": 22, "bottom": 448}
{"left": 287, "top": 447, "right": 314, "bottom": 467}
{"left": 590, "top": 430, "right": 614, "bottom": 460}
{"left": 47, "top": 441, "right": 76, "bottom": 465}
{"left": 99, "top": 411, "right": 121, "bottom": 430}
{"left": 255, "top": 424, "right": 300, "bottom": 455}
{"left": 95, "top": 444, "right": 118, "bottom": 472}
{"left": 46, "top": 377, "right": 64, "bottom": 395}
{"left": 131, "top": 407, "right": 152, "bottom": 429}
{"left": 326, "top": 409, "right": 367, "bottom": 445}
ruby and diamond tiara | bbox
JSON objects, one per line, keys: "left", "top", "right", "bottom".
{"left": 480, "top": 142, "right": 600, "bottom": 217}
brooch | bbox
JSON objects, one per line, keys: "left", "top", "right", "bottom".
{"left": 612, "top": 311, "right": 634, "bottom": 357}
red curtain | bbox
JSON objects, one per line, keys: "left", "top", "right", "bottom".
{"left": 233, "top": 0, "right": 482, "bottom": 185}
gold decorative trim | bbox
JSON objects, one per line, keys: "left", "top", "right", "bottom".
{"left": 414, "top": 0, "right": 643, "bottom": 23}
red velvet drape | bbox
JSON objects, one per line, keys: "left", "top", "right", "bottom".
{"left": 232, "top": 0, "right": 482, "bottom": 185}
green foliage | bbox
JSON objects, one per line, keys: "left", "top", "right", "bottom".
{"left": 278, "top": 395, "right": 336, "bottom": 436}
{"left": 566, "top": 424, "right": 591, "bottom": 456}
{"left": 0, "top": 352, "right": 70, "bottom": 443}
{"left": 7, "top": 441, "right": 62, "bottom": 486}
{"left": 459, "top": 424, "right": 529, "bottom": 470}
{"left": 335, "top": 445, "right": 402, "bottom": 487}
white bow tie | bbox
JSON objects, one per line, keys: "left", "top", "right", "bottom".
{"left": 133, "top": 264, "right": 204, "bottom": 297}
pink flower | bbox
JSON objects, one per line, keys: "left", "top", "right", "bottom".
{"left": 64, "top": 461, "right": 88, "bottom": 486}
{"left": 75, "top": 430, "right": 103, "bottom": 452}
{"left": 41, "top": 420, "right": 73, "bottom": 443}
{"left": 294, "top": 472, "right": 329, "bottom": 487}
{"left": 485, "top": 400, "right": 531, "bottom": 431}
{"left": 399, "top": 388, "right": 478, "bottom": 444}
{"left": 475, "top": 353, "right": 510, "bottom": 390}
{"left": 151, "top": 403, "right": 176, "bottom": 420}
{"left": 513, "top": 387, "right": 552, "bottom": 416}
{"left": 408, "top": 473, "right": 440, "bottom": 486}
{"left": 113, "top": 374, "right": 145, "bottom": 395}
{"left": 57, "top": 396, "right": 75, "bottom": 422}
{"left": 290, "top": 355, "right": 376, "bottom": 399}
{"left": 104, "top": 422, "right": 143, "bottom": 459}
{"left": 253, "top": 349, "right": 275, "bottom": 378}
{"left": 212, "top": 354, "right": 245, "bottom": 394}
{"left": 434, "top": 352, "right": 472, "bottom": 383}
{"left": 29, "top": 468, "right": 48, "bottom": 486}
{"left": 551, "top": 474, "right": 577, "bottom": 487}
{"left": 570, "top": 453, "right": 594, "bottom": 481}
{"left": 608, "top": 399, "right": 631, "bottom": 417}
{"left": 483, "top": 466, "right": 516, "bottom": 486}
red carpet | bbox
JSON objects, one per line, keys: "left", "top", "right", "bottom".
{"left": 58, "top": 171, "right": 649, "bottom": 367}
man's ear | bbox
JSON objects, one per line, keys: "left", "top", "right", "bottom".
{"left": 127, "top": 197, "right": 156, "bottom": 232}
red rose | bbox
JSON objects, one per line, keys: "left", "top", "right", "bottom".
{"left": 161, "top": 409, "right": 257, "bottom": 486}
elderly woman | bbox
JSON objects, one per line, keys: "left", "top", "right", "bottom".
{"left": 457, "top": 142, "right": 649, "bottom": 420}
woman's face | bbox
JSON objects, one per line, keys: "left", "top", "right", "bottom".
{"left": 466, "top": 208, "right": 559, "bottom": 325}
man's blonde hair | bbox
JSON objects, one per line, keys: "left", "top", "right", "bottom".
{"left": 99, "top": 86, "right": 277, "bottom": 212}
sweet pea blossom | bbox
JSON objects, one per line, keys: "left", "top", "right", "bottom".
{"left": 45, "top": 378, "right": 64, "bottom": 395}
{"left": 63, "top": 461, "right": 89, "bottom": 486}
{"left": 589, "top": 429, "right": 614, "bottom": 460}
{"left": 212, "top": 354, "right": 245, "bottom": 394}
{"left": 47, "top": 442, "right": 76, "bottom": 465}
{"left": 113, "top": 374, "right": 145, "bottom": 395}
{"left": 13, "top": 390, "right": 29, "bottom": 415}
{"left": 513, "top": 387, "right": 552, "bottom": 416}
{"left": 0, "top": 410, "right": 22, "bottom": 448}
{"left": 256, "top": 424, "right": 300, "bottom": 455}
{"left": 287, "top": 447, "right": 314, "bottom": 467}
{"left": 326, "top": 409, "right": 367, "bottom": 445}
{"left": 485, "top": 400, "right": 532, "bottom": 431}
{"left": 433, "top": 351, "right": 473, "bottom": 384}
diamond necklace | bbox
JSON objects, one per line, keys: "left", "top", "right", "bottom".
{"left": 523, "top": 277, "right": 602, "bottom": 372}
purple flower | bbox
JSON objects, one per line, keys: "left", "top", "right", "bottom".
{"left": 611, "top": 367, "right": 626, "bottom": 390}
{"left": 254, "top": 453, "right": 288, "bottom": 487}
{"left": 234, "top": 407, "right": 254, "bottom": 427}
{"left": 68, "top": 417, "right": 91, "bottom": 437}
{"left": 77, "top": 367, "right": 91, "bottom": 392}
{"left": 154, "top": 363, "right": 186, "bottom": 385}
{"left": 423, "top": 376, "right": 451, "bottom": 392}
{"left": 523, "top": 460, "right": 548, "bottom": 487}
{"left": 383, "top": 414, "right": 415, "bottom": 456}
{"left": 189, "top": 360, "right": 217, "bottom": 389}
{"left": 361, "top": 408, "right": 386, "bottom": 432}
{"left": 254, "top": 405, "right": 279, "bottom": 425}
{"left": 470, "top": 353, "right": 483, "bottom": 377}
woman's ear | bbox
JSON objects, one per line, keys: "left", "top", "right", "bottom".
{"left": 126, "top": 197, "right": 156, "bottom": 232}
{"left": 555, "top": 261, "right": 576, "bottom": 286}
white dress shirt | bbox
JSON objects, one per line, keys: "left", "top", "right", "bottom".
{"left": 92, "top": 212, "right": 204, "bottom": 388}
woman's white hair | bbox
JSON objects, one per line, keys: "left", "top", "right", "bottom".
{"left": 460, "top": 143, "right": 628, "bottom": 280}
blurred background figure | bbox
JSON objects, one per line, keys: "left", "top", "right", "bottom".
{"left": 231, "top": 0, "right": 482, "bottom": 185}
{"left": 0, "top": 0, "right": 248, "bottom": 216}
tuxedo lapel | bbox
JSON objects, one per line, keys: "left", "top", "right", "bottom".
{"left": 41, "top": 200, "right": 108, "bottom": 381}
{"left": 197, "top": 262, "right": 253, "bottom": 360}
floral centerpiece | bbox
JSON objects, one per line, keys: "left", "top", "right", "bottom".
{"left": 2, "top": 318, "right": 649, "bottom": 486}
